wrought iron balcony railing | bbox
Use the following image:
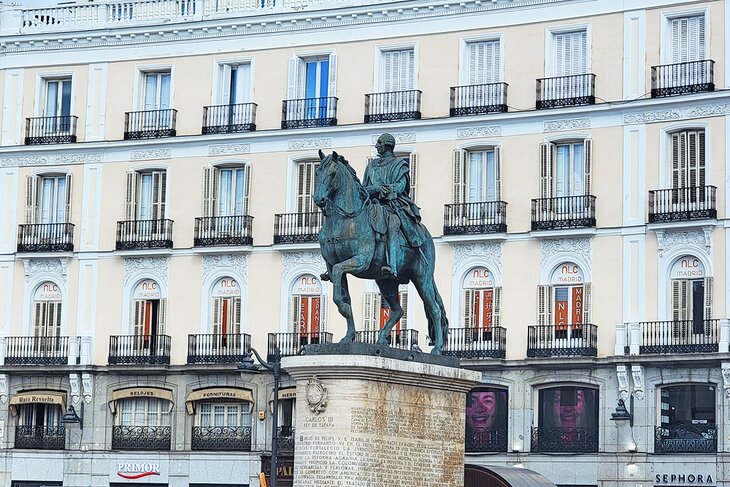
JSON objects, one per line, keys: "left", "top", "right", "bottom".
{"left": 5, "top": 336, "right": 70, "bottom": 365}
{"left": 202, "top": 103, "right": 257, "bottom": 134}
{"left": 364, "top": 90, "right": 422, "bottom": 123}
{"left": 450, "top": 83, "right": 508, "bottom": 116}
{"left": 277, "top": 426, "right": 295, "bottom": 452}
{"left": 116, "top": 219, "right": 173, "bottom": 250}
{"left": 651, "top": 60, "right": 715, "bottom": 98}
{"left": 14, "top": 425, "right": 65, "bottom": 450}
{"left": 527, "top": 324, "right": 598, "bottom": 358}
{"left": 17, "top": 223, "right": 74, "bottom": 252}
{"left": 192, "top": 426, "right": 252, "bottom": 451}
{"left": 354, "top": 329, "right": 419, "bottom": 350}
{"left": 124, "top": 109, "right": 177, "bottom": 139}
{"left": 443, "top": 202, "right": 507, "bottom": 235}
{"left": 649, "top": 186, "right": 717, "bottom": 223}
{"left": 194, "top": 215, "right": 253, "bottom": 247}
{"left": 635, "top": 320, "right": 719, "bottom": 355}
{"left": 273, "top": 211, "right": 323, "bottom": 244}
{"left": 531, "top": 195, "right": 596, "bottom": 230}
{"left": 536, "top": 73, "right": 595, "bottom": 109}
{"left": 655, "top": 425, "right": 717, "bottom": 454}
{"left": 187, "top": 333, "right": 251, "bottom": 364}
{"left": 466, "top": 427, "right": 508, "bottom": 453}
{"left": 112, "top": 425, "right": 171, "bottom": 450}
{"left": 267, "top": 332, "right": 333, "bottom": 361}
{"left": 282, "top": 97, "right": 338, "bottom": 129}
{"left": 531, "top": 426, "right": 599, "bottom": 453}
{"left": 25, "top": 116, "right": 78, "bottom": 145}
{"left": 108, "top": 335, "right": 171, "bottom": 365}
{"left": 443, "top": 327, "right": 506, "bottom": 359}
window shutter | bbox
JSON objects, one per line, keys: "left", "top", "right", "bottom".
{"left": 494, "top": 146, "right": 502, "bottom": 201}
{"left": 704, "top": 276, "right": 713, "bottom": 320}
{"left": 467, "top": 42, "right": 478, "bottom": 85}
{"left": 382, "top": 51, "right": 394, "bottom": 91}
{"left": 211, "top": 297, "right": 222, "bottom": 335}
{"left": 289, "top": 295, "right": 300, "bottom": 333}
{"left": 220, "top": 64, "right": 232, "bottom": 105}
{"left": 363, "top": 292, "right": 377, "bottom": 331}
{"left": 159, "top": 298, "right": 167, "bottom": 335}
{"left": 408, "top": 153, "right": 418, "bottom": 203}
{"left": 232, "top": 296, "right": 242, "bottom": 334}
{"left": 452, "top": 149, "right": 466, "bottom": 204}
{"left": 50, "top": 302, "right": 61, "bottom": 337}
{"left": 25, "top": 175, "right": 39, "bottom": 224}
{"left": 320, "top": 296, "right": 328, "bottom": 332}
{"left": 462, "top": 289, "right": 474, "bottom": 328}
{"left": 671, "top": 18, "right": 682, "bottom": 63}
{"left": 492, "top": 286, "right": 502, "bottom": 329}
{"left": 133, "top": 300, "right": 143, "bottom": 336}
{"left": 697, "top": 130, "right": 706, "bottom": 187}
{"left": 243, "top": 164, "right": 252, "bottom": 216}
{"left": 328, "top": 52, "right": 337, "bottom": 98}
{"left": 33, "top": 302, "right": 43, "bottom": 336}
{"left": 671, "top": 132, "right": 681, "bottom": 189}
{"left": 287, "top": 57, "right": 301, "bottom": 100}
{"left": 202, "top": 166, "right": 216, "bottom": 218}
{"left": 583, "top": 139, "right": 592, "bottom": 196}
{"left": 582, "top": 283, "right": 591, "bottom": 324}
{"left": 125, "top": 171, "right": 138, "bottom": 220}
{"left": 537, "top": 285, "right": 553, "bottom": 326}
{"left": 64, "top": 173, "right": 72, "bottom": 223}
{"left": 688, "top": 131, "right": 698, "bottom": 189}
{"left": 539, "top": 143, "right": 552, "bottom": 198}
{"left": 697, "top": 16, "right": 706, "bottom": 60}
{"left": 151, "top": 172, "right": 161, "bottom": 220}
{"left": 159, "top": 171, "right": 167, "bottom": 219}
{"left": 399, "top": 290, "right": 409, "bottom": 330}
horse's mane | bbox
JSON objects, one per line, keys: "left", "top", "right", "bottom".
{"left": 336, "top": 155, "right": 363, "bottom": 187}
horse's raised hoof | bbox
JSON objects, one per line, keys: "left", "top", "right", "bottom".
{"left": 380, "top": 266, "right": 397, "bottom": 279}
{"left": 320, "top": 272, "right": 331, "bottom": 282}
{"left": 430, "top": 346, "right": 443, "bottom": 355}
{"left": 339, "top": 333, "right": 355, "bottom": 343}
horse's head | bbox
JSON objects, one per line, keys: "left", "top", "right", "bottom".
{"left": 313, "top": 149, "right": 342, "bottom": 209}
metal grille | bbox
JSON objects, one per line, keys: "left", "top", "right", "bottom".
{"left": 267, "top": 332, "right": 333, "bottom": 360}
{"left": 124, "top": 109, "right": 177, "bottom": 139}
{"left": 531, "top": 195, "right": 596, "bottom": 230}
{"left": 187, "top": 333, "right": 251, "bottom": 364}
{"left": 191, "top": 426, "right": 252, "bottom": 451}
{"left": 364, "top": 90, "right": 421, "bottom": 123}
{"left": 112, "top": 425, "right": 171, "bottom": 450}
{"left": 443, "top": 327, "right": 506, "bottom": 359}
{"left": 194, "top": 215, "right": 253, "bottom": 247}
{"left": 202, "top": 103, "right": 257, "bottom": 133}
{"left": 5, "top": 336, "right": 70, "bottom": 365}
{"left": 655, "top": 425, "right": 717, "bottom": 453}
{"left": 637, "top": 320, "right": 719, "bottom": 355}
{"left": 648, "top": 186, "right": 717, "bottom": 223}
{"left": 281, "top": 97, "right": 338, "bottom": 129}
{"left": 108, "top": 335, "right": 171, "bottom": 365}
{"left": 14, "top": 425, "right": 65, "bottom": 450}
{"left": 531, "top": 426, "right": 599, "bottom": 453}
{"left": 354, "top": 329, "right": 419, "bottom": 350}
{"left": 25, "top": 116, "right": 78, "bottom": 145}
{"left": 465, "top": 426, "right": 508, "bottom": 453}
{"left": 651, "top": 60, "right": 715, "bottom": 98}
{"left": 273, "top": 212, "right": 323, "bottom": 244}
{"left": 443, "top": 202, "right": 507, "bottom": 235}
{"left": 536, "top": 74, "right": 595, "bottom": 109}
{"left": 526, "top": 324, "right": 598, "bottom": 358}
{"left": 115, "top": 219, "right": 173, "bottom": 250}
{"left": 17, "top": 223, "right": 74, "bottom": 252}
{"left": 450, "top": 83, "right": 508, "bottom": 116}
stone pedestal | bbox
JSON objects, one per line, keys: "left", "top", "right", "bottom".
{"left": 281, "top": 344, "right": 481, "bottom": 487}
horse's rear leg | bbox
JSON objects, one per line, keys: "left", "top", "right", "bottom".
{"left": 375, "top": 279, "right": 403, "bottom": 346}
{"left": 412, "top": 274, "right": 448, "bottom": 354}
{"left": 331, "top": 257, "right": 369, "bottom": 343}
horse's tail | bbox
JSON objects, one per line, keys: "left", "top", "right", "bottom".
{"left": 427, "top": 287, "right": 450, "bottom": 347}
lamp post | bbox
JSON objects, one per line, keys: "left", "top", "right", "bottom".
{"left": 240, "top": 346, "right": 282, "bottom": 487}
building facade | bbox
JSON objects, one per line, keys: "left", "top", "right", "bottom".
{"left": 0, "top": 0, "right": 729, "bottom": 485}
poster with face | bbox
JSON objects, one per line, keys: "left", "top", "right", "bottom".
{"left": 538, "top": 386, "right": 598, "bottom": 431}
{"left": 465, "top": 388, "right": 507, "bottom": 432}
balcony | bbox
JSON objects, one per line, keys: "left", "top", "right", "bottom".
{"left": 192, "top": 426, "right": 252, "bottom": 451}
{"left": 202, "top": 103, "right": 257, "bottom": 134}
{"left": 651, "top": 60, "right": 715, "bottom": 98}
{"left": 531, "top": 195, "right": 596, "bottom": 231}
{"left": 443, "top": 327, "right": 506, "bottom": 359}
{"left": 531, "top": 427, "right": 599, "bottom": 453}
{"left": 112, "top": 425, "right": 171, "bottom": 450}
{"left": 450, "top": 83, "right": 508, "bottom": 116}
{"left": 25, "top": 116, "right": 78, "bottom": 145}
{"left": 4, "top": 336, "right": 70, "bottom": 365}
{"left": 14, "top": 425, "right": 65, "bottom": 450}
{"left": 116, "top": 219, "right": 173, "bottom": 250}
{"left": 443, "top": 202, "right": 507, "bottom": 236}
{"left": 364, "top": 90, "right": 421, "bottom": 123}
{"left": 277, "top": 426, "right": 295, "bottom": 452}
{"left": 466, "top": 427, "right": 508, "bottom": 453}
{"left": 281, "top": 97, "right": 338, "bottom": 129}
{"left": 194, "top": 215, "right": 253, "bottom": 247}
{"left": 354, "top": 329, "right": 419, "bottom": 350}
{"left": 536, "top": 73, "right": 595, "bottom": 110}
{"left": 633, "top": 320, "right": 719, "bottom": 355}
{"left": 108, "top": 335, "right": 171, "bottom": 365}
{"left": 648, "top": 186, "right": 717, "bottom": 223}
{"left": 17, "top": 223, "right": 74, "bottom": 252}
{"left": 124, "top": 109, "right": 177, "bottom": 139}
{"left": 655, "top": 425, "right": 717, "bottom": 454}
{"left": 267, "top": 332, "right": 332, "bottom": 361}
{"left": 526, "top": 324, "right": 598, "bottom": 358}
{"left": 273, "top": 211, "right": 323, "bottom": 245}
{"left": 187, "top": 333, "right": 251, "bottom": 364}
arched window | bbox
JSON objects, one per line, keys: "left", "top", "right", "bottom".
{"left": 669, "top": 255, "right": 712, "bottom": 337}
{"left": 656, "top": 383, "right": 716, "bottom": 454}
{"left": 131, "top": 279, "right": 166, "bottom": 339}
{"left": 462, "top": 267, "right": 501, "bottom": 331}
{"left": 537, "top": 263, "right": 591, "bottom": 336}
{"left": 210, "top": 277, "right": 242, "bottom": 336}
{"left": 289, "top": 274, "right": 325, "bottom": 345}
{"left": 32, "top": 281, "right": 62, "bottom": 339}
{"left": 362, "top": 284, "right": 409, "bottom": 332}
{"left": 465, "top": 386, "right": 508, "bottom": 453}
{"left": 534, "top": 385, "right": 598, "bottom": 453}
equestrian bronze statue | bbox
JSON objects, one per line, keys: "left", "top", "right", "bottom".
{"left": 313, "top": 133, "right": 449, "bottom": 354}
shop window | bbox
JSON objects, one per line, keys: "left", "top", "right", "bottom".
{"left": 465, "top": 387, "right": 507, "bottom": 452}
{"left": 669, "top": 256, "right": 712, "bottom": 339}
{"left": 537, "top": 263, "right": 591, "bottom": 333}
{"left": 131, "top": 279, "right": 167, "bottom": 343}
{"left": 656, "top": 384, "right": 716, "bottom": 453}
{"left": 288, "top": 274, "right": 326, "bottom": 345}
{"left": 209, "top": 277, "right": 242, "bottom": 336}
{"left": 533, "top": 385, "right": 598, "bottom": 453}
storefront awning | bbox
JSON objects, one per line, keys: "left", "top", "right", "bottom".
{"left": 465, "top": 465, "right": 557, "bottom": 487}
{"left": 268, "top": 387, "right": 297, "bottom": 412}
{"left": 108, "top": 387, "right": 174, "bottom": 414}
{"left": 9, "top": 390, "right": 66, "bottom": 415}
{"left": 185, "top": 387, "right": 254, "bottom": 414}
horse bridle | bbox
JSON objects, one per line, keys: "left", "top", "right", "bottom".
{"left": 320, "top": 158, "right": 370, "bottom": 219}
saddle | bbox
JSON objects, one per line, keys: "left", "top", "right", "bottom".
{"left": 369, "top": 202, "right": 389, "bottom": 237}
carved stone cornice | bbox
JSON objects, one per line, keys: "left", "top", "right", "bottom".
{"left": 655, "top": 228, "right": 712, "bottom": 258}
{"left": 130, "top": 148, "right": 171, "bottom": 160}
{"left": 370, "top": 132, "right": 417, "bottom": 144}
{"left": 624, "top": 103, "right": 730, "bottom": 125}
{"left": 452, "top": 242, "right": 502, "bottom": 275}
{"left": 0, "top": 152, "right": 102, "bottom": 167}
{"left": 540, "top": 238, "right": 591, "bottom": 271}
{"left": 123, "top": 257, "right": 169, "bottom": 287}
{"left": 201, "top": 254, "right": 248, "bottom": 285}
{"left": 456, "top": 126, "right": 502, "bottom": 139}
{"left": 544, "top": 118, "right": 590, "bottom": 132}
{"left": 23, "top": 258, "right": 69, "bottom": 283}
{"left": 288, "top": 138, "right": 331, "bottom": 151}
{"left": 281, "top": 251, "right": 326, "bottom": 282}
{"left": 208, "top": 143, "right": 251, "bottom": 156}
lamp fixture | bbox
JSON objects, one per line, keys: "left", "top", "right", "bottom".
{"left": 62, "top": 404, "right": 83, "bottom": 430}
{"left": 610, "top": 398, "right": 634, "bottom": 427}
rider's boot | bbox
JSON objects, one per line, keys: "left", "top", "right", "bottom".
{"left": 320, "top": 272, "right": 331, "bottom": 282}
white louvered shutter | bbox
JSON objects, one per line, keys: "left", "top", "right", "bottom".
{"left": 452, "top": 149, "right": 467, "bottom": 204}
{"left": 671, "top": 16, "right": 705, "bottom": 63}
{"left": 296, "top": 161, "right": 317, "bottom": 213}
{"left": 158, "top": 298, "right": 167, "bottom": 335}
{"left": 704, "top": 277, "right": 713, "bottom": 320}
{"left": 671, "top": 280, "right": 690, "bottom": 339}
{"left": 493, "top": 287, "right": 502, "bottom": 328}
{"left": 25, "top": 175, "right": 39, "bottom": 224}
{"left": 289, "top": 295, "right": 300, "bottom": 333}
{"left": 125, "top": 171, "right": 139, "bottom": 220}
{"left": 462, "top": 289, "right": 475, "bottom": 328}
{"left": 133, "top": 300, "right": 144, "bottom": 337}
{"left": 466, "top": 40, "right": 501, "bottom": 85}
{"left": 243, "top": 165, "right": 252, "bottom": 216}
{"left": 49, "top": 302, "right": 61, "bottom": 337}
{"left": 554, "top": 30, "right": 587, "bottom": 76}
{"left": 328, "top": 53, "right": 338, "bottom": 98}
{"left": 382, "top": 49, "right": 415, "bottom": 92}
{"left": 494, "top": 146, "right": 502, "bottom": 201}
{"left": 202, "top": 166, "right": 217, "bottom": 218}
{"left": 287, "top": 57, "right": 302, "bottom": 100}
{"left": 537, "top": 285, "right": 553, "bottom": 326}
{"left": 151, "top": 171, "right": 166, "bottom": 220}
{"left": 64, "top": 174, "right": 72, "bottom": 223}
{"left": 232, "top": 296, "right": 242, "bottom": 334}
{"left": 408, "top": 153, "right": 418, "bottom": 203}
{"left": 399, "top": 290, "right": 409, "bottom": 330}
{"left": 220, "top": 64, "right": 232, "bottom": 105}
{"left": 539, "top": 143, "right": 553, "bottom": 198}
{"left": 582, "top": 283, "right": 592, "bottom": 324}
{"left": 211, "top": 297, "right": 222, "bottom": 335}
{"left": 33, "top": 302, "right": 43, "bottom": 337}
{"left": 363, "top": 292, "right": 378, "bottom": 331}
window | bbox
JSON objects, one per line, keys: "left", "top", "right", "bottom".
{"left": 197, "top": 402, "right": 251, "bottom": 429}
{"left": 464, "top": 40, "right": 501, "bottom": 85}
{"left": 535, "top": 386, "right": 598, "bottom": 452}
{"left": 657, "top": 384, "right": 716, "bottom": 453}
{"left": 25, "top": 174, "right": 72, "bottom": 224}
{"left": 453, "top": 148, "right": 501, "bottom": 203}
{"left": 287, "top": 54, "right": 337, "bottom": 100}
{"left": 362, "top": 285, "right": 409, "bottom": 332}
{"left": 537, "top": 263, "right": 591, "bottom": 336}
{"left": 380, "top": 48, "right": 415, "bottom": 92}
{"left": 125, "top": 170, "right": 167, "bottom": 221}
{"left": 670, "top": 129, "right": 705, "bottom": 189}
{"left": 465, "top": 387, "right": 507, "bottom": 452}
{"left": 539, "top": 140, "right": 592, "bottom": 198}
{"left": 218, "top": 63, "right": 251, "bottom": 106}
{"left": 551, "top": 30, "right": 587, "bottom": 76}
{"left": 669, "top": 15, "right": 706, "bottom": 63}
{"left": 461, "top": 267, "right": 501, "bottom": 336}
{"left": 279, "top": 397, "right": 295, "bottom": 438}
{"left": 203, "top": 165, "right": 251, "bottom": 217}
{"left": 141, "top": 72, "right": 171, "bottom": 111}
{"left": 295, "top": 160, "right": 319, "bottom": 213}
{"left": 670, "top": 256, "right": 712, "bottom": 336}
{"left": 33, "top": 282, "right": 62, "bottom": 340}
{"left": 131, "top": 279, "right": 166, "bottom": 341}
{"left": 289, "top": 274, "right": 325, "bottom": 344}
{"left": 117, "top": 397, "right": 171, "bottom": 427}
{"left": 42, "top": 78, "right": 71, "bottom": 118}
{"left": 210, "top": 277, "right": 242, "bottom": 336}
{"left": 18, "top": 403, "right": 63, "bottom": 429}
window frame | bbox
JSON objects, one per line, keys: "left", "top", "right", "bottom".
{"left": 133, "top": 65, "right": 175, "bottom": 112}
{"left": 374, "top": 43, "right": 418, "bottom": 92}
{"left": 459, "top": 34, "right": 504, "bottom": 86}
{"left": 116, "top": 397, "right": 171, "bottom": 427}
{"left": 544, "top": 24, "right": 592, "bottom": 77}
{"left": 213, "top": 59, "right": 254, "bottom": 106}
{"left": 661, "top": 8, "right": 710, "bottom": 65}
{"left": 34, "top": 72, "right": 75, "bottom": 118}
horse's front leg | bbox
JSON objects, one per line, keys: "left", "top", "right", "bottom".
{"left": 331, "top": 257, "right": 369, "bottom": 343}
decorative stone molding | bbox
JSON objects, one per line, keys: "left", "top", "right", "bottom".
{"left": 202, "top": 254, "right": 248, "bottom": 285}
{"left": 722, "top": 363, "right": 730, "bottom": 399}
{"left": 0, "top": 375, "right": 7, "bottom": 405}
{"left": 0, "top": 152, "right": 102, "bottom": 167}
{"left": 81, "top": 373, "right": 93, "bottom": 404}
{"left": 616, "top": 365, "right": 630, "bottom": 401}
{"left": 624, "top": 103, "right": 730, "bottom": 125}
{"left": 208, "top": 143, "right": 251, "bottom": 156}
{"left": 282, "top": 251, "right": 326, "bottom": 281}
{"left": 631, "top": 365, "right": 645, "bottom": 400}
{"left": 686, "top": 103, "right": 730, "bottom": 117}
{"left": 452, "top": 242, "right": 503, "bottom": 275}
{"left": 69, "top": 374, "right": 80, "bottom": 404}
{"left": 130, "top": 148, "right": 172, "bottom": 160}
{"left": 656, "top": 228, "right": 711, "bottom": 258}
{"left": 123, "top": 257, "right": 169, "bottom": 287}
{"left": 540, "top": 238, "right": 591, "bottom": 272}
{"left": 370, "top": 132, "right": 417, "bottom": 144}
{"left": 288, "top": 138, "right": 332, "bottom": 150}
{"left": 456, "top": 126, "right": 502, "bottom": 139}
{"left": 544, "top": 118, "right": 590, "bottom": 132}
{"left": 23, "top": 258, "right": 69, "bottom": 283}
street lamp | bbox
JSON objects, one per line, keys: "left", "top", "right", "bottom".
{"left": 240, "top": 347, "right": 282, "bottom": 487}
{"left": 62, "top": 404, "right": 84, "bottom": 430}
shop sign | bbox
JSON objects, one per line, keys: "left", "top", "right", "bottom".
{"left": 670, "top": 257, "right": 705, "bottom": 279}
{"left": 292, "top": 275, "right": 321, "bottom": 295}
{"left": 551, "top": 263, "right": 584, "bottom": 284}
{"left": 655, "top": 473, "right": 714, "bottom": 485}
{"left": 132, "top": 279, "right": 161, "bottom": 299}
{"left": 116, "top": 462, "right": 161, "bottom": 479}
{"left": 463, "top": 267, "right": 494, "bottom": 289}
{"left": 34, "top": 282, "right": 61, "bottom": 301}
{"left": 212, "top": 277, "right": 240, "bottom": 297}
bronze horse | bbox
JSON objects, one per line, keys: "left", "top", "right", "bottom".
{"left": 313, "top": 150, "right": 449, "bottom": 354}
